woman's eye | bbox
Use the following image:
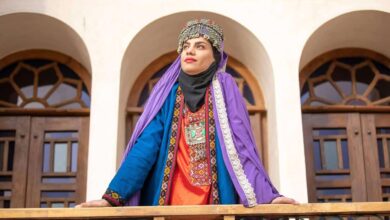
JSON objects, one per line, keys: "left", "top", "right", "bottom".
{"left": 197, "top": 45, "right": 205, "bottom": 49}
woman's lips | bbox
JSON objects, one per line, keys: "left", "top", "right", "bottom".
{"left": 184, "top": 58, "right": 197, "bottom": 63}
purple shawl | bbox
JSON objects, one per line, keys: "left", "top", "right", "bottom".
{"left": 122, "top": 52, "right": 280, "bottom": 207}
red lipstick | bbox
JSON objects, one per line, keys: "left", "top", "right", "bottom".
{"left": 184, "top": 57, "right": 197, "bottom": 63}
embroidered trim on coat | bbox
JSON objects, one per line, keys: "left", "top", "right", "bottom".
{"left": 102, "top": 189, "right": 126, "bottom": 206}
{"left": 158, "top": 87, "right": 184, "bottom": 205}
{"left": 207, "top": 87, "right": 220, "bottom": 204}
{"left": 212, "top": 76, "right": 257, "bottom": 207}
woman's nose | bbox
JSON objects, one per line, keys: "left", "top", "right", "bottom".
{"left": 186, "top": 46, "right": 195, "bottom": 55}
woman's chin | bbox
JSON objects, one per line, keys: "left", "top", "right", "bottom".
{"left": 182, "top": 68, "right": 207, "bottom": 76}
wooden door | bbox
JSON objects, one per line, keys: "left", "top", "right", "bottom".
{"left": 303, "top": 113, "right": 389, "bottom": 203}
{"left": 0, "top": 116, "right": 89, "bottom": 208}
{"left": 25, "top": 117, "right": 89, "bottom": 208}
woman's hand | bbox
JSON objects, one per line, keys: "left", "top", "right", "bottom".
{"left": 271, "top": 196, "right": 299, "bottom": 204}
{"left": 75, "top": 199, "right": 111, "bottom": 208}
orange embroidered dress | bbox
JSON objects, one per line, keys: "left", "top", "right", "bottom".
{"left": 169, "top": 102, "right": 211, "bottom": 205}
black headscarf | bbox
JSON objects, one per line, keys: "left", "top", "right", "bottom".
{"left": 179, "top": 47, "right": 221, "bottom": 112}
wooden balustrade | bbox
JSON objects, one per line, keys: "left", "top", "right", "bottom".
{"left": 1, "top": 202, "right": 389, "bottom": 219}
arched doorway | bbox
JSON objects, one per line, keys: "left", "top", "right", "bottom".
{"left": 118, "top": 12, "right": 278, "bottom": 175}
{"left": 126, "top": 51, "right": 268, "bottom": 167}
{"left": 0, "top": 50, "right": 91, "bottom": 208}
{"left": 300, "top": 48, "right": 390, "bottom": 203}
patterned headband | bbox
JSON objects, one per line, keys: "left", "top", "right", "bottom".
{"left": 177, "top": 19, "right": 224, "bottom": 53}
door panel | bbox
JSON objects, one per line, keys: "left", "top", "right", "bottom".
{"left": 360, "top": 114, "right": 382, "bottom": 201}
{"left": 346, "top": 113, "right": 367, "bottom": 202}
{"left": 0, "top": 117, "right": 30, "bottom": 208}
{"left": 0, "top": 116, "right": 89, "bottom": 208}
{"left": 304, "top": 113, "right": 390, "bottom": 203}
{"left": 303, "top": 113, "right": 367, "bottom": 202}
{"left": 24, "top": 117, "right": 89, "bottom": 208}
{"left": 363, "top": 114, "right": 390, "bottom": 201}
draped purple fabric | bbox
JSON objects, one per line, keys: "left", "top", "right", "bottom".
{"left": 122, "top": 50, "right": 279, "bottom": 206}
{"left": 211, "top": 72, "right": 281, "bottom": 206}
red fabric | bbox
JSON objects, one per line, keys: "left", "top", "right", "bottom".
{"left": 168, "top": 108, "right": 211, "bottom": 205}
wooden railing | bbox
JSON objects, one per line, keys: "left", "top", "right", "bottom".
{"left": 1, "top": 202, "right": 390, "bottom": 219}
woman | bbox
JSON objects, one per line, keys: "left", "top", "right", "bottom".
{"left": 77, "top": 18, "right": 296, "bottom": 207}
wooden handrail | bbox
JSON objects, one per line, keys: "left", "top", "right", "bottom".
{"left": 1, "top": 202, "right": 390, "bottom": 219}
{"left": 0, "top": 108, "right": 90, "bottom": 116}
{"left": 127, "top": 106, "right": 266, "bottom": 114}
{"left": 302, "top": 105, "right": 390, "bottom": 113}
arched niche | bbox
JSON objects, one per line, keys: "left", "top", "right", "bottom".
{"left": 0, "top": 49, "right": 91, "bottom": 208}
{"left": 0, "top": 12, "right": 92, "bottom": 207}
{"left": 299, "top": 10, "right": 390, "bottom": 203}
{"left": 118, "top": 11, "right": 275, "bottom": 171}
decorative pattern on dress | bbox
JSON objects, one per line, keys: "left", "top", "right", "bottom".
{"left": 158, "top": 87, "right": 184, "bottom": 205}
{"left": 212, "top": 75, "right": 257, "bottom": 207}
{"left": 184, "top": 103, "right": 211, "bottom": 186}
{"left": 158, "top": 86, "right": 219, "bottom": 205}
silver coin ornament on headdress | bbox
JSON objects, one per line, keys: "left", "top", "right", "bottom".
{"left": 177, "top": 19, "right": 224, "bottom": 53}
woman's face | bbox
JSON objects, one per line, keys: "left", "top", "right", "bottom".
{"left": 180, "top": 37, "right": 215, "bottom": 75}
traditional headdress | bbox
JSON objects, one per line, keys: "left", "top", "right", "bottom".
{"left": 177, "top": 18, "right": 224, "bottom": 53}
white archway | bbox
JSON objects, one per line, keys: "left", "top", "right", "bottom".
{"left": 299, "top": 9, "right": 390, "bottom": 203}
{"left": 0, "top": 12, "right": 91, "bottom": 73}
{"left": 300, "top": 10, "right": 390, "bottom": 71}
{"left": 117, "top": 11, "right": 281, "bottom": 187}
{"left": 117, "top": 11, "right": 276, "bottom": 162}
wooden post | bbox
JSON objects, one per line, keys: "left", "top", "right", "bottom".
{"left": 224, "top": 215, "right": 235, "bottom": 220}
